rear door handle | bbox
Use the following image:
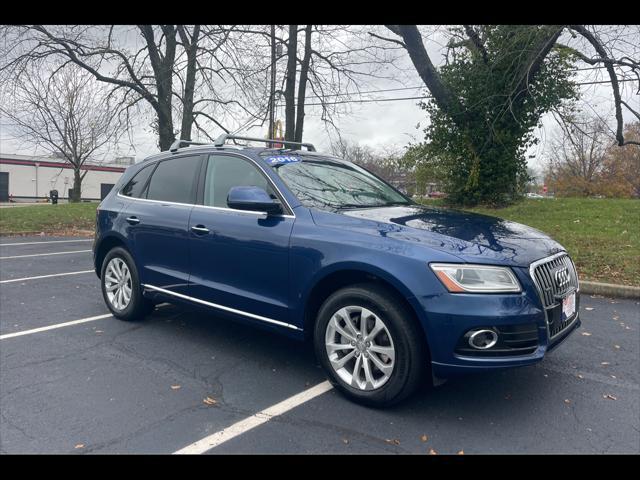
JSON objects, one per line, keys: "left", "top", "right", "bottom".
{"left": 126, "top": 216, "right": 140, "bottom": 225}
{"left": 191, "top": 225, "right": 210, "bottom": 235}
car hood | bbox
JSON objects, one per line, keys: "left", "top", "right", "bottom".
{"left": 333, "top": 205, "right": 565, "bottom": 267}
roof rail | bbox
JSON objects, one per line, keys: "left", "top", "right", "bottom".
{"left": 169, "top": 139, "right": 206, "bottom": 153}
{"left": 213, "top": 134, "right": 316, "bottom": 152}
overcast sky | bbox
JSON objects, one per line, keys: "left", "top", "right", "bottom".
{"left": 1, "top": 26, "right": 638, "bottom": 175}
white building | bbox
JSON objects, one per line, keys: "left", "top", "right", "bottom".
{"left": 0, "top": 154, "right": 133, "bottom": 202}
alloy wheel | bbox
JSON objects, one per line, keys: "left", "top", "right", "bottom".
{"left": 104, "top": 257, "right": 133, "bottom": 311}
{"left": 325, "top": 305, "right": 396, "bottom": 391}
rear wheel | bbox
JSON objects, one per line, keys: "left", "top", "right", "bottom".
{"left": 101, "top": 247, "right": 153, "bottom": 321}
{"left": 314, "top": 283, "right": 426, "bottom": 407}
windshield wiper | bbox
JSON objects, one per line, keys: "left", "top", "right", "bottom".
{"left": 339, "top": 200, "right": 412, "bottom": 209}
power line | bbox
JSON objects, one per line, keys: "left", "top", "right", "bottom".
{"left": 278, "top": 78, "right": 637, "bottom": 108}
{"left": 300, "top": 65, "right": 613, "bottom": 101}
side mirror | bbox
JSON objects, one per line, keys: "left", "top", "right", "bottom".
{"left": 227, "top": 186, "right": 283, "bottom": 215}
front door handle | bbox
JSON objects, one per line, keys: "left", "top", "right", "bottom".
{"left": 126, "top": 216, "right": 140, "bottom": 225}
{"left": 191, "top": 225, "right": 210, "bottom": 235}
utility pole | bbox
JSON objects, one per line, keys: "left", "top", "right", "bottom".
{"left": 269, "top": 25, "right": 276, "bottom": 140}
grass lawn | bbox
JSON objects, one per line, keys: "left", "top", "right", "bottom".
{"left": 1, "top": 198, "right": 638, "bottom": 286}
{"left": 0, "top": 202, "right": 98, "bottom": 236}
{"left": 423, "top": 197, "right": 640, "bottom": 287}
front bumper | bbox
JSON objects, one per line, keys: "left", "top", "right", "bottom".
{"left": 430, "top": 314, "right": 580, "bottom": 378}
{"left": 410, "top": 267, "right": 581, "bottom": 378}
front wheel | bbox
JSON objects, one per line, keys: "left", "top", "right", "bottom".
{"left": 314, "top": 283, "right": 426, "bottom": 407}
{"left": 100, "top": 247, "right": 154, "bottom": 321}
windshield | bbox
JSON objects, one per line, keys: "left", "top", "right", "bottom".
{"left": 269, "top": 157, "right": 412, "bottom": 211}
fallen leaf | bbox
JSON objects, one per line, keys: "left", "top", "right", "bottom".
{"left": 170, "top": 385, "right": 181, "bottom": 390}
{"left": 581, "top": 332, "right": 592, "bottom": 336}
{"left": 457, "top": 450, "right": 465, "bottom": 455}
{"left": 429, "top": 448, "right": 438, "bottom": 455}
{"left": 203, "top": 396, "right": 217, "bottom": 406}
{"left": 603, "top": 394, "right": 617, "bottom": 401}
{"left": 420, "top": 435, "right": 428, "bottom": 443}
{"left": 74, "top": 444, "right": 84, "bottom": 449}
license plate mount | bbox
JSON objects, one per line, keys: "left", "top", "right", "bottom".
{"left": 562, "top": 292, "right": 576, "bottom": 321}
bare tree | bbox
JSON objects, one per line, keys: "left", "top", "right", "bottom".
{"left": 546, "top": 112, "right": 612, "bottom": 189}
{"left": 0, "top": 25, "right": 269, "bottom": 151}
{"left": 269, "top": 25, "right": 407, "bottom": 145}
{"left": 0, "top": 64, "right": 122, "bottom": 201}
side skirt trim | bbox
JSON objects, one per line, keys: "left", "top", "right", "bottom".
{"left": 141, "top": 284, "right": 302, "bottom": 331}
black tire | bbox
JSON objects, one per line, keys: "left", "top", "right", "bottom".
{"left": 314, "top": 283, "right": 427, "bottom": 407}
{"left": 100, "top": 246, "right": 154, "bottom": 321}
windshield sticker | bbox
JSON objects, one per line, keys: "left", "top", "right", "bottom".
{"left": 264, "top": 155, "right": 301, "bottom": 166}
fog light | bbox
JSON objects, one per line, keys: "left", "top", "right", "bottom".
{"left": 468, "top": 329, "right": 498, "bottom": 350}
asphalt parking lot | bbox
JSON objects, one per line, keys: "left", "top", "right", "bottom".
{"left": 1, "top": 235, "right": 638, "bottom": 454}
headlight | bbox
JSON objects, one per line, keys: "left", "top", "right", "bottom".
{"left": 430, "top": 263, "right": 521, "bottom": 293}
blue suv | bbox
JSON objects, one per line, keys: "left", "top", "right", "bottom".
{"left": 94, "top": 134, "right": 580, "bottom": 406}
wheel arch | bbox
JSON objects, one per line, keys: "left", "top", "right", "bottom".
{"left": 301, "top": 263, "right": 431, "bottom": 356}
{"left": 94, "top": 233, "right": 130, "bottom": 278}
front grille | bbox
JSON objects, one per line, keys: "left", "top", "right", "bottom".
{"left": 531, "top": 253, "right": 579, "bottom": 308}
{"left": 531, "top": 253, "right": 579, "bottom": 339}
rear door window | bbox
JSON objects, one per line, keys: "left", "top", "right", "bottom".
{"left": 146, "top": 156, "right": 202, "bottom": 204}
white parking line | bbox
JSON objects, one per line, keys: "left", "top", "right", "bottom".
{"left": 0, "top": 249, "right": 91, "bottom": 260}
{"left": 0, "top": 313, "right": 112, "bottom": 340}
{"left": 0, "top": 270, "right": 94, "bottom": 284}
{"left": 0, "top": 239, "right": 93, "bottom": 247}
{"left": 173, "top": 381, "right": 334, "bottom": 454}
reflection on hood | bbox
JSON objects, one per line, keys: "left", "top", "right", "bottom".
{"left": 336, "top": 205, "right": 564, "bottom": 266}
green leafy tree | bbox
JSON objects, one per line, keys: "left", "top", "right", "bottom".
{"left": 385, "top": 25, "right": 639, "bottom": 206}
{"left": 401, "top": 26, "right": 577, "bottom": 205}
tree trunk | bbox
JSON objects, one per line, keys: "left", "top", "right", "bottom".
{"left": 140, "top": 25, "right": 177, "bottom": 151}
{"left": 294, "top": 25, "right": 313, "bottom": 145}
{"left": 269, "top": 25, "right": 276, "bottom": 139}
{"left": 157, "top": 109, "right": 175, "bottom": 151}
{"left": 178, "top": 25, "right": 200, "bottom": 142}
{"left": 284, "top": 25, "right": 298, "bottom": 142}
{"left": 391, "top": 25, "right": 463, "bottom": 123}
{"left": 71, "top": 168, "right": 82, "bottom": 203}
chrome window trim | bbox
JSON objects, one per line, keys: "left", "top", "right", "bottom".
{"left": 142, "top": 284, "right": 302, "bottom": 331}
{"left": 116, "top": 192, "right": 295, "bottom": 219}
{"left": 529, "top": 251, "right": 580, "bottom": 340}
{"left": 118, "top": 151, "right": 297, "bottom": 219}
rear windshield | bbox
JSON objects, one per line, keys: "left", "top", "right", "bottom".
{"left": 263, "top": 154, "right": 411, "bottom": 211}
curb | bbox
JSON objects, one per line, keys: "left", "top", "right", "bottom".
{"left": 580, "top": 280, "right": 640, "bottom": 300}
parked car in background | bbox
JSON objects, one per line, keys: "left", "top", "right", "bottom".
{"left": 428, "top": 191, "right": 447, "bottom": 199}
{"left": 93, "top": 135, "right": 581, "bottom": 407}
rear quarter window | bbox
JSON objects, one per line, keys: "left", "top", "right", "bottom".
{"left": 120, "top": 163, "right": 155, "bottom": 198}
